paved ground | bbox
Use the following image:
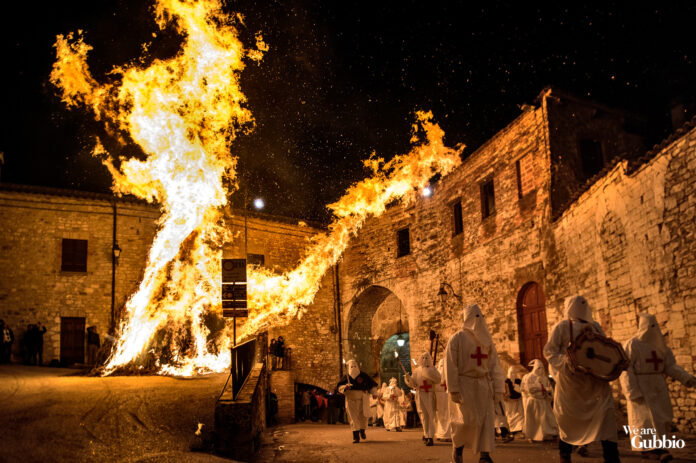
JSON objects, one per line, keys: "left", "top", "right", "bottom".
{"left": 0, "top": 364, "right": 231, "bottom": 463}
{"left": 259, "top": 422, "right": 696, "bottom": 463}
{"left": 2, "top": 365, "right": 695, "bottom": 463}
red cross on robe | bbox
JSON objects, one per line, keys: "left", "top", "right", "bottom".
{"left": 440, "top": 381, "right": 447, "bottom": 392}
{"left": 646, "top": 350, "right": 663, "bottom": 371}
{"left": 471, "top": 346, "right": 488, "bottom": 366}
{"left": 419, "top": 380, "right": 433, "bottom": 393}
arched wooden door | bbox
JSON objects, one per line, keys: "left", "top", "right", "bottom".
{"left": 517, "top": 282, "right": 548, "bottom": 366}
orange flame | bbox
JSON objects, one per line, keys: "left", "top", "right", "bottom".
{"left": 51, "top": 0, "right": 463, "bottom": 376}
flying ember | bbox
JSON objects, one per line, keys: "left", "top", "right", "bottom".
{"left": 50, "top": 0, "right": 463, "bottom": 376}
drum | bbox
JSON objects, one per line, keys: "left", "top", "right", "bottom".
{"left": 567, "top": 328, "right": 629, "bottom": 382}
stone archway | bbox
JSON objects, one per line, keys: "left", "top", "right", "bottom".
{"left": 345, "top": 285, "right": 409, "bottom": 376}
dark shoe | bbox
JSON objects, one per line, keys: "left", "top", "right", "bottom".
{"left": 426, "top": 438, "right": 434, "bottom": 446}
{"left": 479, "top": 452, "right": 494, "bottom": 463}
{"left": 501, "top": 434, "right": 514, "bottom": 443}
{"left": 352, "top": 430, "right": 360, "bottom": 443}
{"left": 359, "top": 429, "right": 366, "bottom": 440}
{"left": 577, "top": 446, "right": 589, "bottom": 457}
{"left": 452, "top": 446, "right": 464, "bottom": 463}
{"left": 395, "top": 427, "right": 402, "bottom": 432}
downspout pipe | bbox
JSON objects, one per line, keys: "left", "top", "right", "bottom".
{"left": 334, "top": 263, "right": 343, "bottom": 378}
{"left": 110, "top": 201, "right": 117, "bottom": 334}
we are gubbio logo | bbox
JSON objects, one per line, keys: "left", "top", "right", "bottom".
{"left": 623, "top": 426, "right": 686, "bottom": 449}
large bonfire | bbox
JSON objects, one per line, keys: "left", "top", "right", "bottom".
{"left": 50, "top": 0, "right": 463, "bottom": 376}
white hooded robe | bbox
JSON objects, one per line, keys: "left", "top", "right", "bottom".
{"left": 434, "top": 358, "right": 451, "bottom": 439}
{"left": 381, "top": 378, "right": 403, "bottom": 430}
{"left": 502, "top": 366, "right": 524, "bottom": 433}
{"left": 543, "top": 295, "right": 618, "bottom": 445}
{"left": 445, "top": 304, "right": 505, "bottom": 453}
{"left": 620, "top": 312, "right": 696, "bottom": 450}
{"left": 520, "top": 359, "right": 558, "bottom": 441}
{"left": 405, "top": 352, "right": 441, "bottom": 438}
{"left": 337, "top": 360, "right": 377, "bottom": 431}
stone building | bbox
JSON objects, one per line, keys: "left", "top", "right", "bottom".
{"left": 332, "top": 88, "right": 696, "bottom": 430}
{"left": 0, "top": 184, "right": 337, "bottom": 383}
{"left": 1, "top": 87, "right": 695, "bottom": 428}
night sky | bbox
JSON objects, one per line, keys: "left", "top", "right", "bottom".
{"left": 2, "top": 1, "right": 695, "bottom": 222}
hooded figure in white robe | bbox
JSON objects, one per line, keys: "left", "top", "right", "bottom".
{"left": 445, "top": 304, "right": 505, "bottom": 463}
{"left": 337, "top": 359, "right": 378, "bottom": 443}
{"left": 620, "top": 312, "right": 696, "bottom": 456}
{"left": 543, "top": 295, "right": 621, "bottom": 463}
{"left": 520, "top": 359, "right": 558, "bottom": 441}
{"left": 434, "top": 358, "right": 451, "bottom": 440}
{"left": 502, "top": 366, "right": 524, "bottom": 433}
{"left": 405, "top": 352, "right": 441, "bottom": 445}
{"left": 377, "top": 382, "right": 386, "bottom": 423}
{"left": 381, "top": 377, "right": 404, "bottom": 431}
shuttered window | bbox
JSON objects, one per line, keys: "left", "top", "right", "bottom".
{"left": 61, "top": 239, "right": 87, "bottom": 272}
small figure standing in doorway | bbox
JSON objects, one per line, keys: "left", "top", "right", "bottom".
{"left": 86, "top": 326, "right": 100, "bottom": 365}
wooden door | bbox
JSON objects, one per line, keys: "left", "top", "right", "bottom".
{"left": 517, "top": 283, "right": 548, "bottom": 366}
{"left": 60, "top": 317, "right": 85, "bottom": 365}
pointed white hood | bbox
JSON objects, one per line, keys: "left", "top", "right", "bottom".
{"left": 347, "top": 359, "right": 360, "bottom": 379}
{"left": 507, "top": 366, "right": 521, "bottom": 381}
{"left": 463, "top": 303, "right": 493, "bottom": 347}
{"left": 637, "top": 312, "right": 667, "bottom": 353}
{"left": 419, "top": 352, "right": 434, "bottom": 368}
{"left": 528, "top": 359, "right": 546, "bottom": 377}
{"left": 564, "top": 295, "right": 593, "bottom": 323}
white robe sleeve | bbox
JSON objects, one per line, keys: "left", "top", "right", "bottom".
{"left": 404, "top": 373, "right": 416, "bottom": 389}
{"left": 543, "top": 322, "right": 567, "bottom": 378}
{"left": 663, "top": 348, "right": 696, "bottom": 385}
{"left": 619, "top": 340, "right": 643, "bottom": 401}
{"left": 338, "top": 384, "right": 348, "bottom": 394}
{"left": 424, "top": 367, "right": 442, "bottom": 384}
{"left": 445, "top": 335, "right": 461, "bottom": 394}
{"left": 489, "top": 345, "right": 505, "bottom": 395}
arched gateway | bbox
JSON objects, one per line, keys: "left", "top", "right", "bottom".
{"left": 345, "top": 285, "right": 410, "bottom": 383}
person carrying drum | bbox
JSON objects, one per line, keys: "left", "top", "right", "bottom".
{"left": 620, "top": 312, "right": 696, "bottom": 462}
{"left": 543, "top": 295, "right": 621, "bottom": 463}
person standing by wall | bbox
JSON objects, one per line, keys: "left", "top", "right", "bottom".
{"left": 33, "top": 322, "right": 47, "bottom": 366}
{"left": 0, "top": 320, "right": 14, "bottom": 363}
{"left": 86, "top": 326, "right": 101, "bottom": 366}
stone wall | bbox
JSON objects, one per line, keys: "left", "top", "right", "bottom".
{"left": 337, "top": 100, "right": 552, "bottom": 373}
{"left": 547, "top": 125, "right": 696, "bottom": 430}
{"left": 0, "top": 186, "right": 159, "bottom": 363}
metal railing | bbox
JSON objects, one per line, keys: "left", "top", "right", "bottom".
{"left": 231, "top": 338, "right": 257, "bottom": 400}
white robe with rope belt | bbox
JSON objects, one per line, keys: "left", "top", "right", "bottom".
{"left": 434, "top": 363, "right": 451, "bottom": 439}
{"left": 520, "top": 368, "right": 558, "bottom": 441}
{"left": 445, "top": 329, "right": 504, "bottom": 453}
{"left": 406, "top": 364, "right": 441, "bottom": 438}
{"left": 620, "top": 338, "right": 695, "bottom": 450}
{"left": 543, "top": 319, "right": 617, "bottom": 445}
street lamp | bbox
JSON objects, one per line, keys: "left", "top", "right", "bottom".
{"left": 112, "top": 243, "right": 121, "bottom": 263}
{"left": 438, "top": 281, "right": 462, "bottom": 305}
{"left": 253, "top": 197, "right": 264, "bottom": 210}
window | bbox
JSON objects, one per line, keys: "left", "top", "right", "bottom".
{"left": 396, "top": 228, "right": 410, "bottom": 257}
{"left": 247, "top": 253, "right": 265, "bottom": 267}
{"left": 480, "top": 179, "right": 496, "bottom": 219}
{"left": 578, "top": 138, "right": 604, "bottom": 179}
{"left": 515, "top": 154, "right": 534, "bottom": 198}
{"left": 61, "top": 239, "right": 87, "bottom": 272}
{"left": 452, "top": 200, "right": 463, "bottom": 235}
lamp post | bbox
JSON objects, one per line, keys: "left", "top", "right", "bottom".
{"left": 110, "top": 242, "right": 121, "bottom": 333}
{"left": 438, "top": 281, "right": 462, "bottom": 306}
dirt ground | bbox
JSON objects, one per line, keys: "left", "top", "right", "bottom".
{"left": 0, "top": 364, "right": 232, "bottom": 463}
{"left": 258, "top": 422, "right": 696, "bottom": 463}
{"left": 2, "top": 365, "right": 695, "bottom": 463}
